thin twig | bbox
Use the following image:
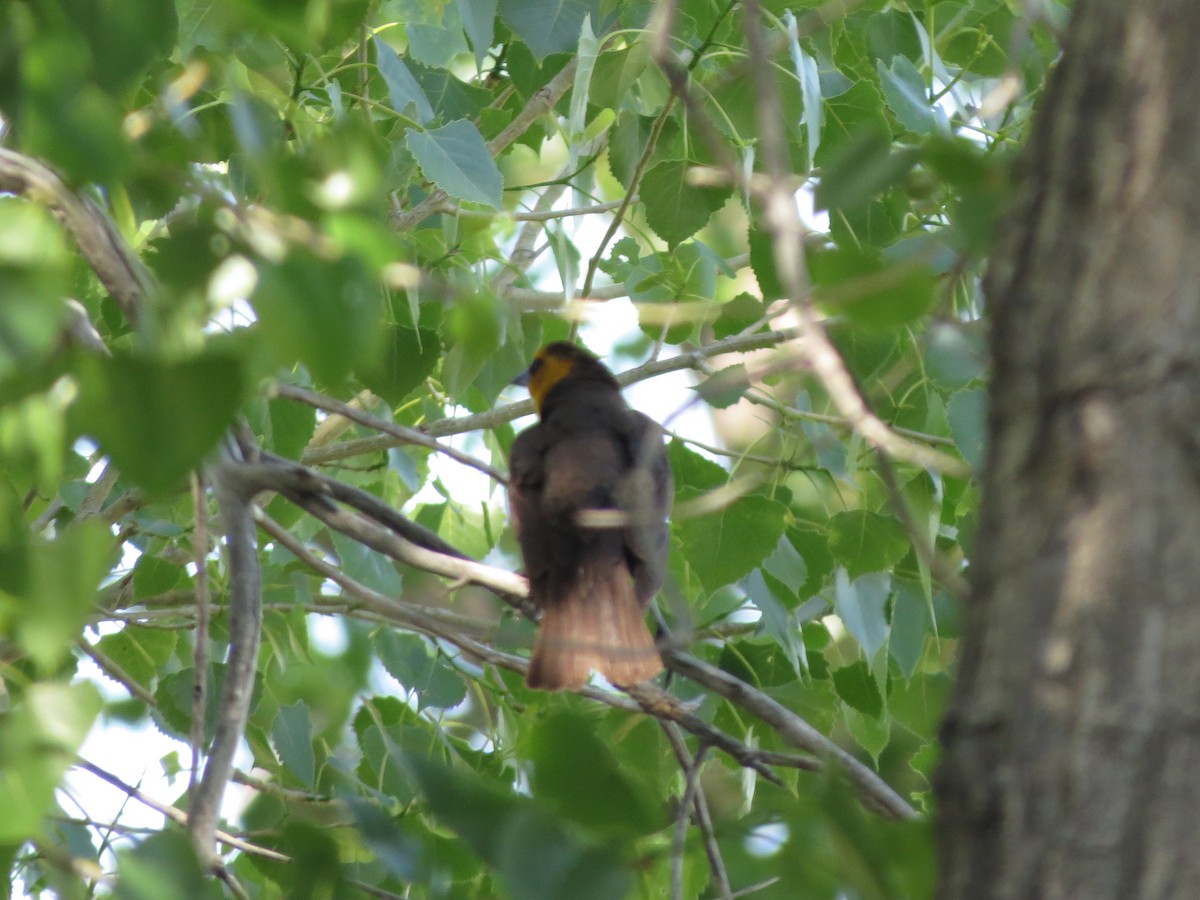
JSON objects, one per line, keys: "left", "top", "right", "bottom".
{"left": 662, "top": 648, "right": 919, "bottom": 820}
{"left": 189, "top": 472, "right": 211, "bottom": 797}
{"left": 276, "top": 382, "right": 506, "bottom": 483}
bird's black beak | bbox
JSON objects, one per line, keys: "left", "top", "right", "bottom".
{"left": 512, "top": 367, "right": 531, "bottom": 387}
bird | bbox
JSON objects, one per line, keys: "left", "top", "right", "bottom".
{"left": 508, "top": 342, "right": 672, "bottom": 690}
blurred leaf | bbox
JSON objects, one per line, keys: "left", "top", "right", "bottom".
{"left": 640, "top": 160, "right": 732, "bottom": 246}
{"left": 407, "top": 119, "right": 503, "bottom": 208}
{"left": 114, "top": 830, "right": 222, "bottom": 900}
{"left": 832, "top": 660, "right": 883, "bottom": 717}
{"left": 0, "top": 682, "right": 102, "bottom": 843}
{"left": 528, "top": 708, "right": 661, "bottom": 838}
{"left": 404, "top": 751, "right": 633, "bottom": 900}
{"left": 810, "top": 247, "right": 936, "bottom": 329}
{"left": 0, "top": 198, "right": 69, "bottom": 381}
{"left": 377, "top": 631, "right": 468, "bottom": 711}
{"left": 834, "top": 569, "right": 891, "bottom": 660}
{"left": 251, "top": 250, "right": 385, "bottom": 387}
{"left": 828, "top": 510, "right": 909, "bottom": 577}
{"left": 947, "top": 388, "right": 987, "bottom": 470}
{"left": 16, "top": 521, "right": 114, "bottom": 673}
{"left": 877, "top": 56, "right": 944, "bottom": 135}
{"left": 272, "top": 701, "right": 316, "bottom": 789}
{"left": 73, "top": 351, "right": 245, "bottom": 496}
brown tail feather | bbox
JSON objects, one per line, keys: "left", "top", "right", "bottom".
{"left": 526, "top": 561, "right": 663, "bottom": 691}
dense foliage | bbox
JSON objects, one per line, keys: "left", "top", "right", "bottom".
{"left": 0, "top": 1, "right": 1063, "bottom": 897}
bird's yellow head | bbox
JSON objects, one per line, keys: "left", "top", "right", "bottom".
{"left": 514, "top": 342, "right": 614, "bottom": 414}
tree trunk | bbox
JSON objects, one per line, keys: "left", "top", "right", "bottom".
{"left": 936, "top": 2, "right": 1200, "bottom": 897}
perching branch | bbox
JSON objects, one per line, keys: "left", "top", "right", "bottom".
{"left": 189, "top": 441, "right": 265, "bottom": 865}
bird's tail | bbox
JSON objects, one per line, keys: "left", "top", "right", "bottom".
{"left": 526, "top": 559, "right": 663, "bottom": 691}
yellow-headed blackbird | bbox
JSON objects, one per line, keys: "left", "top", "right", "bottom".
{"left": 509, "top": 342, "right": 672, "bottom": 690}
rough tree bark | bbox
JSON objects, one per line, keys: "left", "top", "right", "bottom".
{"left": 936, "top": 1, "right": 1200, "bottom": 897}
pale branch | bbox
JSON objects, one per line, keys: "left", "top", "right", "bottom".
{"left": 389, "top": 58, "right": 579, "bottom": 231}
{"left": 256, "top": 449, "right": 470, "bottom": 560}
{"left": 301, "top": 326, "right": 807, "bottom": 465}
{"left": 661, "top": 724, "right": 733, "bottom": 900}
{"left": 672, "top": 741, "right": 710, "bottom": 900}
{"left": 275, "top": 382, "right": 507, "bottom": 484}
{"left": 255, "top": 510, "right": 805, "bottom": 786}
{"left": 661, "top": 649, "right": 919, "bottom": 821}
{"left": 77, "top": 759, "right": 290, "bottom": 862}
{"left": 254, "top": 510, "right": 511, "bottom": 636}
{"left": 650, "top": 7, "right": 972, "bottom": 481}
{"left": 491, "top": 177, "right": 566, "bottom": 295}
{"left": 238, "top": 457, "right": 530, "bottom": 598}
{"left": 0, "top": 147, "right": 153, "bottom": 327}
{"left": 440, "top": 196, "right": 634, "bottom": 221}
{"left": 190, "top": 444, "right": 265, "bottom": 865}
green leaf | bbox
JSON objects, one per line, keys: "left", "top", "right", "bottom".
{"left": 947, "top": 388, "right": 987, "bottom": 470}
{"left": 0, "top": 682, "right": 102, "bottom": 843}
{"left": 890, "top": 580, "right": 932, "bottom": 679}
{"left": 16, "top": 521, "right": 114, "bottom": 673}
{"left": 528, "top": 708, "right": 661, "bottom": 838}
{"left": 675, "top": 493, "right": 788, "bottom": 593}
{"left": 332, "top": 532, "right": 403, "bottom": 596}
{"left": 832, "top": 660, "right": 883, "bottom": 717}
{"left": 458, "top": 0, "right": 498, "bottom": 69}
{"left": 132, "top": 553, "right": 183, "bottom": 599}
{"left": 809, "top": 247, "right": 936, "bottom": 329}
{"left": 877, "top": 56, "right": 944, "bottom": 135}
{"left": 0, "top": 198, "right": 70, "bottom": 382}
{"left": 815, "top": 124, "right": 918, "bottom": 212}
{"left": 272, "top": 701, "right": 315, "bottom": 789}
{"left": 834, "top": 569, "right": 890, "bottom": 660}
{"left": 68, "top": 0, "right": 177, "bottom": 96}
{"left": 376, "top": 631, "right": 467, "bottom": 710}
{"left": 828, "top": 510, "right": 909, "bottom": 576}
{"left": 498, "top": 0, "right": 602, "bottom": 61}
{"left": 762, "top": 534, "right": 808, "bottom": 593}
{"left": 360, "top": 325, "right": 443, "bottom": 406}
{"left": 743, "top": 569, "right": 806, "bottom": 674}
{"left": 93, "top": 627, "right": 178, "bottom": 691}
{"left": 375, "top": 37, "right": 434, "bottom": 123}
{"left": 668, "top": 439, "right": 726, "bottom": 491}
{"left": 251, "top": 250, "right": 385, "bottom": 387}
{"left": 73, "top": 351, "right": 245, "bottom": 496}
{"left": 692, "top": 364, "right": 750, "bottom": 409}
{"left": 407, "top": 119, "right": 503, "bottom": 208}
{"left": 640, "top": 159, "right": 732, "bottom": 246}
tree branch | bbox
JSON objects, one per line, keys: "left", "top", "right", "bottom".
{"left": 0, "top": 147, "right": 153, "bottom": 328}
{"left": 190, "top": 443, "right": 265, "bottom": 865}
